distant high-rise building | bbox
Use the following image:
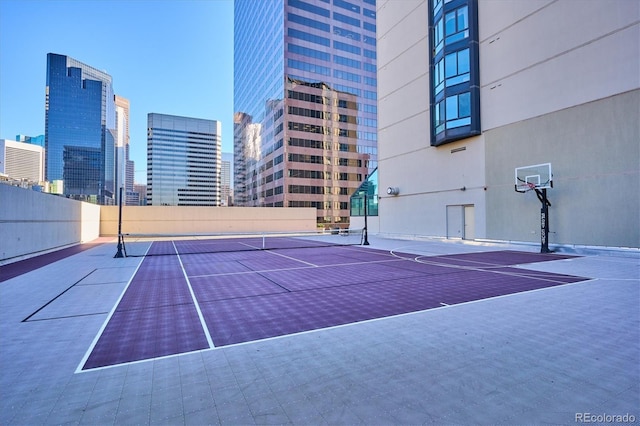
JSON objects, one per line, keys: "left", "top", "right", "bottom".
{"left": 220, "top": 152, "right": 233, "bottom": 206}
{"left": 0, "top": 139, "right": 45, "bottom": 183}
{"left": 147, "top": 113, "right": 222, "bottom": 206}
{"left": 45, "top": 53, "right": 117, "bottom": 205}
{"left": 115, "top": 95, "right": 131, "bottom": 204}
{"left": 233, "top": 0, "right": 378, "bottom": 228}
{"left": 16, "top": 134, "right": 45, "bottom": 147}
{"left": 133, "top": 183, "right": 147, "bottom": 206}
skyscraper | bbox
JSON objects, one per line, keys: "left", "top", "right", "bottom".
{"left": 147, "top": 113, "right": 222, "bottom": 206}
{"left": 45, "top": 53, "right": 117, "bottom": 205}
{"left": 220, "top": 152, "right": 233, "bottom": 206}
{"left": 114, "top": 95, "right": 132, "bottom": 204}
{"left": 233, "top": 0, "right": 378, "bottom": 228}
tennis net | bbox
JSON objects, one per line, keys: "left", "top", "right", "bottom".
{"left": 119, "top": 228, "right": 366, "bottom": 257}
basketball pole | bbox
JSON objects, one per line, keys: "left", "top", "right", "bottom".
{"left": 114, "top": 187, "right": 125, "bottom": 258}
{"left": 535, "top": 188, "right": 551, "bottom": 253}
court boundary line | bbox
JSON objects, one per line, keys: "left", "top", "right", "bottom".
{"left": 262, "top": 248, "right": 319, "bottom": 267}
{"left": 78, "top": 277, "right": 597, "bottom": 371}
{"left": 186, "top": 257, "right": 409, "bottom": 279}
{"left": 173, "top": 241, "right": 215, "bottom": 349}
{"left": 22, "top": 269, "right": 97, "bottom": 322}
{"left": 75, "top": 254, "right": 147, "bottom": 374}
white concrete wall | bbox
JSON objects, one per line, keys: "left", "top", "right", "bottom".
{"left": 0, "top": 185, "right": 99, "bottom": 263}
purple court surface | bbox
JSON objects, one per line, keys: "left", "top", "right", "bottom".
{"left": 0, "top": 239, "right": 108, "bottom": 283}
{"left": 82, "top": 241, "right": 586, "bottom": 370}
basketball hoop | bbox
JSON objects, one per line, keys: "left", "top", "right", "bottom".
{"left": 526, "top": 182, "right": 537, "bottom": 192}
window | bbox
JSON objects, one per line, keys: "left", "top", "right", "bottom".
{"left": 334, "top": 54, "right": 361, "bottom": 69}
{"left": 288, "top": 0, "right": 330, "bottom": 17}
{"left": 333, "top": 26, "right": 361, "bottom": 41}
{"left": 288, "top": 28, "right": 330, "bottom": 47}
{"left": 434, "top": 16, "right": 444, "bottom": 54}
{"left": 288, "top": 59, "right": 330, "bottom": 75}
{"left": 364, "top": 49, "right": 376, "bottom": 59}
{"left": 288, "top": 13, "right": 330, "bottom": 32}
{"left": 430, "top": 0, "right": 480, "bottom": 146}
{"left": 445, "top": 92, "right": 471, "bottom": 128}
{"left": 334, "top": 69, "right": 361, "bottom": 83}
{"left": 363, "top": 22, "right": 376, "bottom": 33}
{"left": 363, "top": 8, "right": 376, "bottom": 19}
{"left": 334, "top": 40, "right": 361, "bottom": 55}
{"left": 334, "top": 12, "right": 360, "bottom": 27}
{"left": 333, "top": 0, "right": 360, "bottom": 13}
{"left": 445, "top": 6, "right": 469, "bottom": 45}
{"left": 289, "top": 44, "right": 330, "bottom": 62}
{"left": 445, "top": 48, "right": 469, "bottom": 87}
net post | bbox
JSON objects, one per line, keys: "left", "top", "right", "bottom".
{"left": 114, "top": 187, "right": 125, "bottom": 258}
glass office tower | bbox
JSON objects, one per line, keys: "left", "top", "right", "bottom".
{"left": 147, "top": 113, "right": 222, "bottom": 206}
{"left": 45, "top": 53, "right": 117, "bottom": 204}
{"left": 234, "top": 0, "right": 377, "bottom": 228}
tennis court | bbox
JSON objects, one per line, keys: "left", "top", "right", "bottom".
{"left": 81, "top": 235, "right": 586, "bottom": 370}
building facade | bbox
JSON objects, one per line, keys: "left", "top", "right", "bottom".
{"left": 114, "top": 95, "right": 134, "bottom": 205}
{"left": 233, "top": 0, "right": 378, "bottom": 228}
{"left": 0, "top": 138, "right": 45, "bottom": 184}
{"left": 220, "top": 152, "right": 233, "bottom": 206}
{"left": 377, "top": 0, "right": 639, "bottom": 248}
{"left": 45, "top": 53, "right": 117, "bottom": 205}
{"left": 147, "top": 113, "right": 222, "bottom": 206}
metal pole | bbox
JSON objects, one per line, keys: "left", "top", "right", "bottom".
{"left": 114, "top": 187, "right": 125, "bottom": 258}
{"left": 540, "top": 188, "right": 550, "bottom": 253}
{"left": 363, "top": 192, "right": 370, "bottom": 245}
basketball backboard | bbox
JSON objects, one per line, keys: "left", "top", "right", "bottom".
{"left": 515, "top": 163, "right": 552, "bottom": 193}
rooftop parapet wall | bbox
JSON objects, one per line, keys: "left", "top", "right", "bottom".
{"left": 100, "top": 205, "right": 317, "bottom": 236}
{"left": 0, "top": 184, "right": 100, "bottom": 263}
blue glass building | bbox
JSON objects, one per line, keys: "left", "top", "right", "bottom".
{"left": 234, "top": 0, "right": 378, "bottom": 228}
{"left": 45, "top": 53, "right": 117, "bottom": 204}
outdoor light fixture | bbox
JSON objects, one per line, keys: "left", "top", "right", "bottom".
{"left": 387, "top": 187, "right": 400, "bottom": 196}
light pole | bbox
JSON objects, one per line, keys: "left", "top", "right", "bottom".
{"left": 114, "top": 187, "right": 125, "bottom": 258}
{"left": 362, "top": 180, "right": 370, "bottom": 245}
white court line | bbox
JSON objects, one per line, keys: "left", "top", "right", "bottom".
{"left": 412, "top": 256, "right": 585, "bottom": 285}
{"left": 75, "top": 245, "right": 150, "bottom": 374}
{"left": 261, "top": 249, "right": 318, "bottom": 267}
{"left": 174, "top": 241, "right": 215, "bottom": 349}
{"left": 187, "top": 257, "right": 408, "bottom": 279}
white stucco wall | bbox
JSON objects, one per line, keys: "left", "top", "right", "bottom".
{"left": 376, "top": 0, "right": 639, "bottom": 247}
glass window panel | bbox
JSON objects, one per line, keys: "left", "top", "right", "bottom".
{"left": 434, "top": 17, "right": 444, "bottom": 54}
{"left": 446, "top": 95, "right": 458, "bottom": 119}
{"left": 458, "top": 92, "right": 471, "bottom": 117}
{"left": 458, "top": 49, "right": 470, "bottom": 73}
{"left": 445, "top": 11, "right": 456, "bottom": 36}
{"left": 444, "top": 52, "right": 457, "bottom": 78}
{"left": 457, "top": 7, "right": 468, "bottom": 31}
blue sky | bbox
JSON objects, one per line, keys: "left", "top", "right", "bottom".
{"left": 0, "top": 0, "right": 234, "bottom": 184}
